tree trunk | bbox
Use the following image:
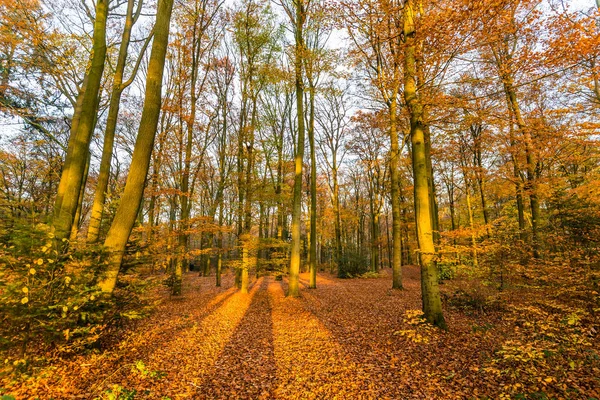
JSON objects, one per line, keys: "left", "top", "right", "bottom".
{"left": 87, "top": 0, "right": 143, "bottom": 243}
{"left": 97, "top": 0, "right": 175, "bottom": 293}
{"left": 288, "top": 0, "right": 305, "bottom": 297}
{"left": 389, "top": 97, "right": 403, "bottom": 289}
{"left": 69, "top": 151, "right": 91, "bottom": 242}
{"left": 53, "top": 0, "right": 108, "bottom": 244}
{"left": 332, "top": 165, "right": 342, "bottom": 271}
{"left": 403, "top": 0, "right": 445, "bottom": 328}
{"left": 466, "top": 189, "right": 478, "bottom": 267}
{"left": 308, "top": 82, "right": 317, "bottom": 289}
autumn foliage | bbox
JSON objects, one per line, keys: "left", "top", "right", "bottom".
{"left": 1, "top": 0, "right": 600, "bottom": 398}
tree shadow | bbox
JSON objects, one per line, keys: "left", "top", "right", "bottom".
{"left": 192, "top": 277, "right": 277, "bottom": 399}
{"left": 296, "top": 267, "right": 428, "bottom": 398}
{"left": 77, "top": 285, "right": 238, "bottom": 398}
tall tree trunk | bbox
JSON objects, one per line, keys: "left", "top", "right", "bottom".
{"left": 466, "top": 189, "right": 478, "bottom": 267}
{"left": 505, "top": 82, "right": 540, "bottom": 257}
{"left": 507, "top": 120, "right": 527, "bottom": 241}
{"left": 308, "top": 82, "right": 317, "bottom": 289}
{"left": 97, "top": 0, "right": 175, "bottom": 293}
{"left": 240, "top": 98, "right": 257, "bottom": 293}
{"left": 389, "top": 97, "right": 403, "bottom": 289}
{"left": 403, "top": 0, "right": 445, "bottom": 328}
{"left": 424, "top": 123, "right": 439, "bottom": 244}
{"left": 288, "top": 0, "right": 305, "bottom": 297}
{"left": 496, "top": 51, "right": 540, "bottom": 257}
{"left": 87, "top": 0, "right": 145, "bottom": 243}
{"left": 370, "top": 203, "right": 380, "bottom": 272}
{"left": 332, "top": 163, "right": 342, "bottom": 271}
{"left": 53, "top": 0, "right": 108, "bottom": 244}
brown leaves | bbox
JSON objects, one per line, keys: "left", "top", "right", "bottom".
{"left": 3, "top": 266, "right": 599, "bottom": 399}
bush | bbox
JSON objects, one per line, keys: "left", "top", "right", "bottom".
{"left": 337, "top": 250, "right": 369, "bottom": 278}
{"left": 437, "top": 259, "right": 457, "bottom": 282}
{"left": 0, "top": 223, "right": 156, "bottom": 366}
{"left": 0, "top": 224, "right": 107, "bottom": 357}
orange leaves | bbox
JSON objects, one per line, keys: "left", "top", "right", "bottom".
{"left": 3, "top": 267, "right": 600, "bottom": 399}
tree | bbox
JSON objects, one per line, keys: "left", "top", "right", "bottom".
{"left": 98, "top": 0, "right": 175, "bottom": 294}
{"left": 87, "top": 0, "right": 150, "bottom": 243}
{"left": 402, "top": 0, "right": 445, "bottom": 328}
{"left": 280, "top": 0, "right": 306, "bottom": 297}
{"left": 316, "top": 80, "right": 349, "bottom": 274}
{"left": 344, "top": 0, "right": 404, "bottom": 289}
{"left": 52, "top": 0, "right": 109, "bottom": 244}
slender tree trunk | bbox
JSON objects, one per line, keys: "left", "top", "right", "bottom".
{"left": 240, "top": 98, "right": 257, "bottom": 293}
{"left": 87, "top": 0, "right": 143, "bottom": 243}
{"left": 498, "top": 56, "right": 540, "bottom": 257}
{"left": 70, "top": 151, "right": 91, "bottom": 241}
{"left": 389, "top": 97, "right": 403, "bottom": 289}
{"left": 507, "top": 120, "right": 527, "bottom": 241}
{"left": 424, "top": 124, "right": 440, "bottom": 244}
{"left": 97, "top": 0, "right": 175, "bottom": 293}
{"left": 466, "top": 189, "right": 478, "bottom": 267}
{"left": 332, "top": 165, "right": 342, "bottom": 270}
{"left": 288, "top": 0, "right": 305, "bottom": 297}
{"left": 53, "top": 0, "right": 108, "bottom": 244}
{"left": 308, "top": 83, "right": 317, "bottom": 289}
{"left": 371, "top": 205, "right": 380, "bottom": 272}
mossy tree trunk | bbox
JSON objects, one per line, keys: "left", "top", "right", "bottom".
{"left": 87, "top": 0, "right": 147, "bottom": 243}
{"left": 288, "top": 0, "right": 305, "bottom": 297}
{"left": 403, "top": 0, "right": 445, "bottom": 328}
{"left": 53, "top": 0, "right": 109, "bottom": 245}
{"left": 97, "top": 0, "right": 175, "bottom": 294}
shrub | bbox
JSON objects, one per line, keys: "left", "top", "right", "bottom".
{"left": 0, "top": 224, "right": 106, "bottom": 357}
{"left": 337, "top": 249, "right": 369, "bottom": 278}
{"left": 0, "top": 223, "right": 156, "bottom": 367}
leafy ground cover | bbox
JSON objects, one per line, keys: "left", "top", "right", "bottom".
{"left": 1, "top": 265, "right": 599, "bottom": 399}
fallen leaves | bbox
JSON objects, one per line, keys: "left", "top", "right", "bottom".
{"left": 1, "top": 266, "right": 598, "bottom": 399}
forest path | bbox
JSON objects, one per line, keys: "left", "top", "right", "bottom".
{"left": 13, "top": 267, "right": 507, "bottom": 399}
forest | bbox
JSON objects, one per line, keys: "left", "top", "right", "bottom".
{"left": 1, "top": 0, "right": 599, "bottom": 397}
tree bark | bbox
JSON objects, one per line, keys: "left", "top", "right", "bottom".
{"left": 97, "top": 0, "right": 175, "bottom": 293}
{"left": 288, "top": 0, "right": 305, "bottom": 297}
{"left": 87, "top": 0, "right": 145, "bottom": 243}
{"left": 403, "top": 0, "right": 445, "bottom": 328}
{"left": 308, "top": 81, "right": 317, "bottom": 289}
{"left": 53, "top": 0, "right": 108, "bottom": 244}
{"left": 389, "top": 97, "right": 403, "bottom": 289}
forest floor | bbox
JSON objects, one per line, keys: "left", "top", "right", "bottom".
{"left": 2, "top": 265, "right": 599, "bottom": 399}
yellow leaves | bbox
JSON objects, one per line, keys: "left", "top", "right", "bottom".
{"left": 496, "top": 340, "right": 545, "bottom": 363}
{"left": 392, "top": 309, "right": 436, "bottom": 344}
{"left": 566, "top": 313, "right": 580, "bottom": 326}
{"left": 393, "top": 329, "right": 429, "bottom": 344}
{"left": 404, "top": 309, "right": 426, "bottom": 325}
